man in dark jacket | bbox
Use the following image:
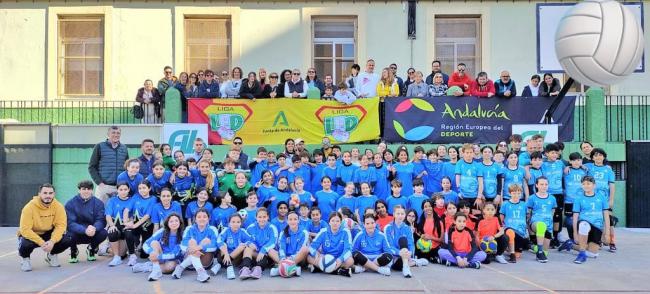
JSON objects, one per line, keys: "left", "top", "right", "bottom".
{"left": 494, "top": 70, "right": 517, "bottom": 98}
{"left": 138, "top": 139, "right": 155, "bottom": 178}
{"left": 88, "top": 126, "right": 129, "bottom": 202}
{"left": 425, "top": 60, "right": 450, "bottom": 85}
{"left": 198, "top": 70, "right": 220, "bottom": 98}
{"left": 64, "top": 180, "right": 107, "bottom": 263}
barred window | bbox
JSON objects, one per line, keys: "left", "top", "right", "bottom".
{"left": 58, "top": 16, "right": 104, "bottom": 97}
{"left": 185, "top": 17, "right": 231, "bottom": 74}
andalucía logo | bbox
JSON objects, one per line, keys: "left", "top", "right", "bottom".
{"left": 393, "top": 98, "right": 435, "bottom": 141}
{"left": 203, "top": 103, "right": 253, "bottom": 141}
{"left": 315, "top": 105, "right": 367, "bottom": 142}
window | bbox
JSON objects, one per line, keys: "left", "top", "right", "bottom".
{"left": 184, "top": 17, "right": 231, "bottom": 74}
{"left": 434, "top": 16, "right": 481, "bottom": 77}
{"left": 313, "top": 18, "right": 356, "bottom": 84}
{"left": 58, "top": 16, "right": 104, "bottom": 97}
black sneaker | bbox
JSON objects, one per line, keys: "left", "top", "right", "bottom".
{"left": 550, "top": 239, "right": 560, "bottom": 249}
{"left": 508, "top": 253, "right": 517, "bottom": 263}
{"left": 536, "top": 251, "right": 548, "bottom": 263}
{"left": 469, "top": 261, "right": 481, "bottom": 269}
{"left": 337, "top": 268, "right": 351, "bottom": 277}
{"left": 86, "top": 245, "right": 98, "bottom": 262}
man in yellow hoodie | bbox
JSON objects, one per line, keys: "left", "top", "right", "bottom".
{"left": 18, "top": 184, "right": 71, "bottom": 271}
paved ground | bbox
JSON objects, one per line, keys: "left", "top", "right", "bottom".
{"left": 1, "top": 227, "right": 649, "bottom": 294}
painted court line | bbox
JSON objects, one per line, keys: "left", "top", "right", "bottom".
{"left": 0, "top": 251, "right": 17, "bottom": 258}
{"left": 37, "top": 262, "right": 104, "bottom": 294}
{"left": 0, "top": 237, "right": 17, "bottom": 243}
{"left": 152, "top": 280, "right": 165, "bottom": 294}
{"left": 483, "top": 264, "right": 558, "bottom": 294}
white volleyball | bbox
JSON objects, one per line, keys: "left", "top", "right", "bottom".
{"left": 555, "top": 0, "right": 644, "bottom": 87}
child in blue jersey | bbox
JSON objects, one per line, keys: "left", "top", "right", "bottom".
{"left": 562, "top": 176, "right": 611, "bottom": 264}
{"left": 314, "top": 176, "right": 339, "bottom": 218}
{"left": 493, "top": 150, "right": 505, "bottom": 168}
{"left": 254, "top": 170, "right": 277, "bottom": 207}
{"left": 172, "top": 208, "right": 220, "bottom": 283}
{"left": 146, "top": 162, "right": 172, "bottom": 196}
{"left": 336, "top": 152, "right": 358, "bottom": 195}
{"left": 477, "top": 146, "right": 501, "bottom": 208}
{"left": 186, "top": 188, "right": 215, "bottom": 226}
{"left": 307, "top": 207, "right": 329, "bottom": 239}
{"left": 170, "top": 161, "right": 195, "bottom": 208}
{"left": 436, "top": 145, "right": 448, "bottom": 162}
{"left": 271, "top": 202, "right": 289, "bottom": 232}
{"left": 500, "top": 152, "right": 529, "bottom": 204}
{"left": 336, "top": 182, "right": 357, "bottom": 215}
{"left": 383, "top": 149, "right": 395, "bottom": 166}
{"left": 272, "top": 211, "right": 309, "bottom": 277}
{"left": 289, "top": 153, "right": 312, "bottom": 193}
{"left": 541, "top": 144, "right": 566, "bottom": 247}
{"left": 372, "top": 153, "right": 391, "bottom": 201}
{"left": 310, "top": 150, "right": 326, "bottom": 193}
{"left": 455, "top": 144, "right": 480, "bottom": 207}
{"left": 210, "top": 191, "right": 235, "bottom": 231}
{"left": 106, "top": 182, "right": 135, "bottom": 267}
{"left": 298, "top": 204, "right": 311, "bottom": 231}
{"left": 216, "top": 213, "right": 252, "bottom": 279}
{"left": 585, "top": 148, "right": 617, "bottom": 252}
{"left": 352, "top": 214, "right": 393, "bottom": 276}
{"left": 442, "top": 146, "right": 460, "bottom": 192}
{"left": 192, "top": 159, "right": 219, "bottom": 202}
{"left": 563, "top": 152, "right": 588, "bottom": 240}
{"left": 353, "top": 155, "right": 377, "bottom": 193}
{"left": 526, "top": 151, "right": 544, "bottom": 194}
{"left": 411, "top": 146, "right": 428, "bottom": 185}
{"left": 242, "top": 191, "right": 259, "bottom": 228}
{"left": 386, "top": 179, "right": 409, "bottom": 215}
{"left": 142, "top": 213, "right": 184, "bottom": 281}
{"left": 391, "top": 148, "right": 417, "bottom": 197}
{"left": 151, "top": 188, "right": 183, "bottom": 231}
{"left": 322, "top": 154, "right": 339, "bottom": 193}
{"left": 384, "top": 205, "right": 423, "bottom": 278}
{"left": 124, "top": 180, "right": 157, "bottom": 260}
{"left": 290, "top": 177, "right": 315, "bottom": 209}
{"left": 267, "top": 177, "right": 291, "bottom": 219}
{"left": 271, "top": 154, "right": 290, "bottom": 186}
{"left": 240, "top": 207, "right": 280, "bottom": 280}
{"left": 117, "top": 159, "right": 144, "bottom": 196}
{"left": 355, "top": 182, "right": 378, "bottom": 223}
{"left": 527, "top": 177, "right": 557, "bottom": 263}
{"left": 248, "top": 147, "right": 269, "bottom": 186}
{"left": 441, "top": 177, "right": 459, "bottom": 205}
{"left": 407, "top": 179, "right": 427, "bottom": 219}
{"left": 308, "top": 212, "right": 354, "bottom": 277}
{"left": 499, "top": 184, "right": 529, "bottom": 263}
{"left": 423, "top": 149, "right": 444, "bottom": 195}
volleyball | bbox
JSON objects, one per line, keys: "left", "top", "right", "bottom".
{"left": 479, "top": 237, "right": 498, "bottom": 254}
{"left": 238, "top": 209, "right": 248, "bottom": 219}
{"left": 416, "top": 238, "right": 432, "bottom": 253}
{"left": 319, "top": 254, "right": 338, "bottom": 273}
{"left": 555, "top": 0, "right": 644, "bottom": 87}
{"left": 278, "top": 259, "right": 298, "bottom": 278}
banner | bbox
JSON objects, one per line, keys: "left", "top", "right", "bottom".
{"left": 383, "top": 96, "right": 576, "bottom": 143}
{"left": 188, "top": 98, "right": 380, "bottom": 145}
{"left": 162, "top": 123, "right": 209, "bottom": 154}
{"left": 512, "top": 124, "right": 559, "bottom": 143}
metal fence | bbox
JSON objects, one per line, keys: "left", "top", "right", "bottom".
{"left": 0, "top": 100, "right": 162, "bottom": 124}
{"left": 605, "top": 95, "right": 650, "bottom": 142}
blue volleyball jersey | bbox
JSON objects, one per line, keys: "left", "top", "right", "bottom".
{"left": 573, "top": 191, "right": 609, "bottom": 230}
{"left": 526, "top": 194, "right": 557, "bottom": 232}
{"left": 278, "top": 228, "right": 309, "bottom": 259}
{"left": 564, "top": 167, "right": 587, "bottom": 204}
{"left": 383, "top": 221, "right": 414, "bottom": 254}
{"left": 519, "top": 152, "right": 532, "bottom": 167}
{"left": 242, "top": 207, "right": 258, "bottom": 228}
{"left": 336, "top": 164, "right": 358, "bottom": 193}
{"left": 116, "top": 172, "right": 144, "bottom": 196}
{"left": 180, "top": 224, "right": 221, "bottom": 252}
{"left": 386, "top": 195, "right": 409, "bottom": 215}
{"left": 150, "top": 201, "right": 183, "bottom": 226}
{"left": 185, "top": 201, "right": 214, "bottom": 222}
{"left": 249, "top": 159, "right": 268, "bottom": 186}
{"left": 353, "top": 167, "right": 377, "bottom": 186}
{"left": 209, "top": 204, "right": 235, "bottom": 230}
{"left": 442, "top": 161, "right": 458, "bottom": 192}
{"left": 246, "top": 222, "right": 279, "bottom": 254}
{"left": 190, "top": 169, "right": 219, "bottom": 198}
{"left": 130, "top": 194, "right": 157, "bottom": 222}
{"left": 289, "top": 165, "right": 312, "bottom": 192}
{"left": 423, "top": 160, "right": 444, "bottom": 194}
{"left": 336, "top": 195, "right": 357, "bottom": 214}
{"left": 527, "top": 167, "right": 543, "bottom": 190}
{"left": 355, "top": 195, "right": 378, "bottom": 222}
{"left": 143, "top": 229, "right": 183, "bottom": 261}
{"left": 372, "top": 164, "right": 391, "bottom": 201}
{"left": 146, "top": 171, "right": 172, "bottom": 196}
{"left": 296, "top": 190, "right": 314, "bottom": 208}
{"left": 105, "top": 196, "right": 133, "bottom": 224}
{"left": 442, "top": 190, "right": 459, "bottom": 205}
{"left": 309, "top": 227, "right": 352, "bottom": 262}
{"left": 219, "top": 227, "right": 252, "bottom": 253}
{"left": 311, "top": 163, "right": 327, "bottom": 193}
{"left": 352, "top": 230, "right": 393, "bottom": 257}
{"left": 394, "top": 162, "right": 416, "bottom": 196}
{"left": 271, "top": 217, "right": 288, "bottom": 233}
{"left": 407, "top": 194, "right": 427, "bottom": 218}
{"left": 478, "top": 162, "right": 501, "bottom": 198}
{"left": 307, "top": 219, "right": 329, "bottom": 235}
{"left": 455, "top": 160, "right": 479, "bottom": 198}
{"left": 315, "top": 190, "right": 339, "bottom": 218}
{"left": 268, "top": 189, "right": 291, "bottom": 219}
{"left": 541, "top": 160, "right": 565, "bottom": 194}
{"left": 585, "top": 163, "right": 615, "bottom": 199}
{"left": 501, "top": 166, "right": 527, "bottom": 200}
{"left": 256, "top": 185, "right": 278, "bottom": 208}
{"left": 322, "top": 166, "right": 340, "bottom": 193}
{"left": 499, "top": 200, "right": 528, "bottom": 237}
{"left": 172, "top": 174, "right": 194, "bottom": 199}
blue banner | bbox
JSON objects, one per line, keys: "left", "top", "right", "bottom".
{"left": 383, "top": 96, "right": 576, "bottom": 143}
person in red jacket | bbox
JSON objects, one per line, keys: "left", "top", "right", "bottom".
{"left": 447, "top": 63, "right": 473, "bottom": 96}
{"left": 470, "top": 72, "right": 495, "bottom": 98}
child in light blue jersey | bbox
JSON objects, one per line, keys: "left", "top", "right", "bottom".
{"left": 526, "top": 177, "right": 556, "bottom": 263}
{"left": 172, "top": 208, "right": 220, "bottom": 283}
{"left": 142, "top": 213, "right": 184, "bottom": 281}
{"left": 455, "top": 144, "right": 480, "bottom": 207}
{"left": 541, "top": 144, "right": 566, "bottom": 247}
{"left": 585, "top": 148, "right": 617, "bottom": 252}
{"left": 563, "top": 152, "right": 587, "bottom": 240}
{"left": 216, "top": 213, "right": 251, "bottom": 279}
{"left": 499, "top": 184, "right": 528, "bottom": 263}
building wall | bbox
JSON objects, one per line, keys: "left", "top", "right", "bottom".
{"left": 0, "top": 1, "right": 648, "bottom": 101}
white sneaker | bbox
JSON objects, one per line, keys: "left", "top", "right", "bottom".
{"left": 226, "top": 266, "right": 236, "bottom": 280}
{"left": 196, "top": 268, "right": 210, "bottom": 283}
{"left": 586, "top": 251, "right": 599, "bottom": 258}
{"left": 295, "top": 266, "right": 302, "bottom": 277}
{"left": 132, "top": 262, "right": 153, "bottom": 273}
{"left": 210, "top": 263, "right": 221, "bottom": 276}
{"left": 21, "top": 258, "right": 32, "bottom": 272}
{"left": 127, "top": 254, "right": 138, "bottom": 266}
{"left": 377, "top": 266, "right": 391, "bottom": 276}
{"left": 45, "top": 254, "right": 60, "bottom": 267}
{"left": 148, "top": 269, "right": 163, "bottom": 281}
{"left": 109, "top": 256, "right": 122, "bottom": 267}
{"left": 495, "top": 255, "right": 508, "bottom": 264}
{"left": 402, "top": 266, "right": 412, "bottom": 278}
{"left": 269, "top": 267, "right": 280, "bottom": 277}
{"left": 97, "top": 242, "right": 110, "bottom": 256}
{"left": 171, "top": 265, "right": 184, "bottom": 279}
{"left": 353, "top": 265, "right": 365, "bottom": 274}
{"left": 415, "top": 258, "right": 429, "bottom": 267}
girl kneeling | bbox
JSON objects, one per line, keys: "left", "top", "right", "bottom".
{"left": 308, "top": 212, "right": 354, "bottom": 277}
{"left": 143, "top": 213, "right": 184, "bottom": 281}
{"left": 272, "top": 211, "right": 309, "bottom": 277}
{"left": 352, "top": 214, "right": 393, "bottom": 276}
{"left": 172, "top": 208, "right": 220, "bottom": 282}
{"left": 240, "top": 207, "right": 280, "bottom": 280}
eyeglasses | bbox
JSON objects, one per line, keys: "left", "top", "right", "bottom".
{"left": 390, "top": 67, "right": 397, "bottom": 70}
{"left": 233, "top": 141, "right": 242, "bottom": 145}
{"left": 270, "top": 76, "right": 278, "bottom": 79}
{"left": 293, "top": 73, "right": 301, "bottom": 75}
{"left": 206, "top": 74, "right": 214, "bottom": 77}
{"left": 499, "top": 143, "right": 507, "bottom": 147}
{"left": 501, "top": 75, "right": 510, "bottom": 78}
{"left": 199, "top": 73, "right": 205, "bottom": 76}
{"left": 222, "top": 73, "right": 228, "bottom": 76}
{"left": 308, "top": 71, "right": 315, "bottom": 73}
{"left": 458, "top": 69, "right": 465, "bottom": 72}
{"left": 408, "top": 71, "right": 415, "bottom": 74}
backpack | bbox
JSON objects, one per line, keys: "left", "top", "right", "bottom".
{"left": 132, "top": 103, "right": 144, "bottom": 119}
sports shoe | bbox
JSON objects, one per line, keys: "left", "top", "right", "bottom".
{"left": 250, "top": 266, "right": 262, "bottom": 279}
{"left": 609, "top": 244, "right": 617, "bottom": 253}
{"left": 148, "top": 269, "right": 163, "bottom": 281}
{"left": 585, "top": 251, "right": 599, "bottom": 258}
{"left": 132, "top": 262, "right": 152, "bottom": 273}
{"left": 574, "top": 251, "right": 587, "bottom": 264}
{"left": 445, "top": 260, "right": 452, "bottom": 267}
{"left": 402, "top": 266, "right": 412, "bottom": 278}
{"left": 86, "top": 245, "right": 97, "bottom": 262}
{"left": 45, "top": 254, "right": 60, "bottom": 267}
{"left": 337, "top": 267, "right": 351, "bottom": 277}
{"left": 353, "top": 265, "right": 365, "bottom": 274}
{"left": 529, "top": 245, "right": 538, "bottom": 254}
{"left": 21, "top": 258, "right": 32, "bottom": 272}
{"left": 415, "top": 258, "right": 429, "bottom": 267}
{"left": 558, "top": 239, "right": 574, "bottom": 252}
{"left": 308, "top": 264, "right": 321, "bottom": 273}
{"left": 97, "top": 242, "right": 110, "bottom": 256}
{"left": 549, "top": 239, "right": 560, "bottom": 249}
{"left": 226, "top": 266, "right": 236, "bottom": 280}
{"left": 171, "top": 265, "right": 184, "bottom": 279}
{"left": 295, "top": 266, "right": 302, "bottom": 277}
{"left": 109, "top": 255, "right": 122, "bottom": 267}
{"left": 269, "top": 267, "right": 280, "bottom": 277}
{"left": 68, "top": 256, "right": 79, "bottom": 264}
{"left": 239, "top": 267, "right": 252, "bottom": 280}
{"left": 508, "top": 253, "right": 517, "bottom": 263}
{"left": 127, "top": 254, "right": 138, "bottom": 266}
{"left": 495, "top": 255, "right": 508, "bottom": 264}
{"left": 69, "top": 247, "right": 79, "bottom": 263}
{"left": 210, "top": 263, "right": 221, "bottom": 276}
{"left": 536, "top": 251, "right": 548, "bottom": 263}
{"left": 377, "top": 266, "right": 391, "bottom": 276}
{"left": 196, "top": 268, "right": 210, "bottom": 283}
{"left": 469, "top": 261, "right": 481, "bottom": 269}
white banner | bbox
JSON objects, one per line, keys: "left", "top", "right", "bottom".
{"left": 162, "top": 123, "right": 209, "bottom": 154}
{"left": 512, "top": 124, "right": 559, "bottom": 144}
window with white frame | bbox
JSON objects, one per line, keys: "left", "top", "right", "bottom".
{"left": 58, "top": 16, "right": 104, "bottom": 97}
{"left": 434, "top": 16, "right": 482, "bottom": 77}
{"left": 184, "top": 17, "right": 231, "bottom": 74}
{"left": 313, "top": 17, "right": 357, "bottom": 84}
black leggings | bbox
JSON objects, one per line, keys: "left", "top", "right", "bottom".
{"left": 353, "top": 252, "right": 393, "bottom": 267}
{"left": 241, "top": 255, "right": 273, "bottom": 270}
{"left": 505, "top": 229, "right": 529, "bottom": 253}
{"left": 19, "top": 230, "right": 72, "bottom": 258}
{"left": 130, "top": 225, "right": 154, "bottom": 258}
{"left": 108, "top": 225, "right": 137, "bottom": 255}
{"left": 395, "top": 236, "right": 425, "bottom": 269}
{"left": 494, "top": 235, "right": 508, "bottom": 255}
